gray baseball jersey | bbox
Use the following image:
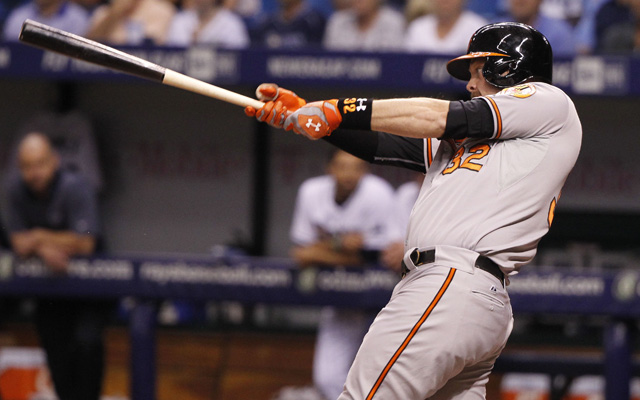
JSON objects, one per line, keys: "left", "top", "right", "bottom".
{"left": 405, "top": 82, "right": 582, "bottom": 274}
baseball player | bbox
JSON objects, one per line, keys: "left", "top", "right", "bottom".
{"left": 291, "top": 149, "right": 397, "bottom": 400}
{"left": 246, "top": 22, "right": 582, "bottom": 400}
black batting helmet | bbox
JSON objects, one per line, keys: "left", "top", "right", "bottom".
{"left": 446, "top": 22, "right": 553, "bottom": 88}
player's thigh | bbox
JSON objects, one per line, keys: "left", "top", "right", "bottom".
{"left": 341, "top": 265, "right": 511, "bottom": 400}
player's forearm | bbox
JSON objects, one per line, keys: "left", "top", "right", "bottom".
{"left": 371, "top": 98, "right": 450, "bottom": 139}
{"left": 33, "top": 229, "right": 96, "bottom": 255}
{"left": 291, "top": 244, "right": 363, "bottom": 267}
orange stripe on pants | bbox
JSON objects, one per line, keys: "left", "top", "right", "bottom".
{"left": 365, "top": 268, "right": 457, "bottom": 400}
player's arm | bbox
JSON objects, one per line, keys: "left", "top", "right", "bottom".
{"left": 28, "top": 229, "right": 96, "bottom": 255}
{"left": 291, "top": 233, "right": 367, "bottom": 268}
{"left": 370, "top": 98, "right": 450, "bottom": 139}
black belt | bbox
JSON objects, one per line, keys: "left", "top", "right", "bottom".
{"left": 401, "top": 249, "right": 505, "bottom": 286}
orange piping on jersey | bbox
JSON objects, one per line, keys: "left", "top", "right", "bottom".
{"left": 365, "top": 268, "right": 457, "bottom": 400}
{"left": 426, "top": 139, "right": 433, "bottom": 167}
{"left": 485, "top": 97, "right": 502, "bottom": 139}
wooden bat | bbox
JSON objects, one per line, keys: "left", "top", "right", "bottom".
{"left": 19, "top": 19, "right": 264, "bottom": 109}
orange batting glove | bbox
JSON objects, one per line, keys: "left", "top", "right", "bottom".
{"left": 283, "top": 100, "right": 342, "bottom": 140}
{"left": 244, "top": 84, "right": 307, "bottom": 128}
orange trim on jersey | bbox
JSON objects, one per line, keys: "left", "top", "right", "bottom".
{"left": 365, "top": 268, "right": 457, "bottom": 400}
{"left": 485, "top": 97, "right": 502, "bottom": 139}
{"left": 426, "top": 139, "right": 433, "bottom": 167}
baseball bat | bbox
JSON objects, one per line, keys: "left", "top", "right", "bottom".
{"left": 18, "top": 19, "right": 264, "bottom": 109}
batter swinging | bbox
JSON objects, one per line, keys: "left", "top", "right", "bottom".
{"left": 246, "top": 22, "right": 582, "bottom": 400}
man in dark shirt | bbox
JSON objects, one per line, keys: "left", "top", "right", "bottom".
{"left": 6, "top": 132, "right": 107, "bottom": 400}
{"left": 250, "top": 0, "right": 325, "bottom": 48}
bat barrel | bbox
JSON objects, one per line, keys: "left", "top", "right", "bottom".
{"left": 19, "top": 19, "right": 166, "bottom": 82}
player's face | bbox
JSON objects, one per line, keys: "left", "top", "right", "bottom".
{"left": 466, "top": 59, "right": 501, "bottom": 98}
{"left": 328, "top": 151, "right": 368, "bottom": 196}
{"left": 19, "top": 137, "right": 60, "bottom": 195}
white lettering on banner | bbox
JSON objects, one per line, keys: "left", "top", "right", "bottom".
{"left": 140, "top": 262, "right": 291, "bottom": 287}
{"left": 422, "top": 59, "right": 450, "bottom": 84}
{"left": 186, "top": 47, "right": 216, "bottom": 81}
{"left": 13, "top": 258, "right": 134, "bottom": 280}
{"left": 15, "top": 260, "right": 50, "bottom": 277}
{"left": 571, "top": 57, "right": 628, "bottom": 94}
{"left": 67, "top": 259, "right": 134, "bottom": 280}
{"left": 0, "top": 48, "right": 10, "bottom": 69}
{"left": 508, "top": 273, "right": 605, "bottom": 296}
{"left": 41, "top": 52, "right": 69, "bottom": 72}
{"left": 552, "top": 61, "right": 572, "bottom": 87}
{"left": 316, "top": 269, "right": 398, "bottom": 292}
{"left": 267, "top": 56, "right": 381, "bottom": 80}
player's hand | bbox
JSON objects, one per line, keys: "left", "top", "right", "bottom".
{"left": 283, "top": 100, "right": 343, "bottom": 140}
{"left": 245, "top": 84, "right": 306, "bottom": 128}
{"left": 381, "top": 242, "right": 404, "bottom": 273}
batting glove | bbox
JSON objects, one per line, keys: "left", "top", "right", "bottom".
{"left": 283, "top": 100, "right": 342, "bottom": 140}
{"left": 245, "top": 84, "right": 307, "bottom": 128}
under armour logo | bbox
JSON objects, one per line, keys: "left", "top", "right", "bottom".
{"left": 356, "top": 98, "right": 367, "bottom": 111}
{"left": 306, "top": 119, "right": 322, "bottom": 132}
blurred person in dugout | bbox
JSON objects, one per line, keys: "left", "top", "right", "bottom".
{"left": 249, "top": 0, "right": 326, "bottom": 49}
{"left": 165, "top": 0, "right": 249, "bottom": 47}
{"left": 595, "top": 0, "right": 640, "bottom": 53}
{"left": 5, "top": 132, "right": 109, "bottom": 400}
{"left": 380, "top": 170, "right": 428, "bottom": 271}
{"left": 404, "top": 0, "right": 487, "bottom": 54}
{"left": 2, "top": 0, "right": 90, "bottom": 41}
{"left": 495, "top": 0, "right": 577, "bottom": 55}
{"left": 86, "top": 0, "right": 177, "bottom": 45}
{"left": 322, "top": 0, "right": 405, "bottom": 51}
{"left": 289, "top": 149, "right": 397, "bottom": 400}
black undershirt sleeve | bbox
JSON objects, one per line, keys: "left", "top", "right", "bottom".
{"left": 323, "top": 129, "right": 427, "bottom": 173}
{"left": 443, "top": 98, "right": 495, "bottom": 140}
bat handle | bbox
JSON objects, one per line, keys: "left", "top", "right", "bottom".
{"left": 163, "top": 70, "right": 264, "bottom": 109}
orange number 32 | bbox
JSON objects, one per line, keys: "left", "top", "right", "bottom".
{"left": 443, "top": 144, "right": 491, "bottom": 175}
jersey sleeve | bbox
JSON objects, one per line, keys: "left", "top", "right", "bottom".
{"left": 444, "top": 83, "right": 571, "bottom": 141}
{"left": 324, "top": 130, "right": 428, "bottom": 172}
{"left": 481, "top": 83, "right": 571, "bottom": 140}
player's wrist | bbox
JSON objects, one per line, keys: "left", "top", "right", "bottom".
{"left": 337, "top": 98, "right": 373, "bottom": 131}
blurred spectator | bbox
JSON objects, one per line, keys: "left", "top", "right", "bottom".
{"left": 5, "top": 132, "right": 109, "bottom": 400}
{"left": 404, "top": 0, "right": 487, "bottom": 54}
{"left": 86, "top": 0, "right": 176, "bottom": 45}
{"left": 250, "top": 0, "right": 325, "bottom": 48}
{"left": 495, "top": 0, "right": 577, "bottom": 55}
{"left": 166, "top": 0, "right": 249, "bottom": 47}
{"left": 595, "top": 0, "right": 639, "bottom": 52}
{"left": 540, "top": 0, "right": 583, "bottom": 24}
{"left": 323, "top": 0, "right": 405, "bottom": 51}
{"left": 573, "top": 0, "right": 609, "bottom": 53}
{"left": 223, "top": 0, "right": 261, "bottom": 21}
{"left": 290, "top": 149, "right": 397, "bottom": 400}
{"left": 3, "top": 0, "right": 90, "bottom": 41}
{"left": 380, "top": 171, "right": 423, "bottom": 271}
{"left": 404, "top": 0, "right": 432, "bottom": 24}
{"left": 6, "top": 110, "right": 104, "bottom": 193}
{"left": 381, "top": 139, "right": 439, "bottom": 271}
{"left": 467, "top": 0, "right": 501, "bottom": 18}
{"left": 73, "top": 0, "right": 107, "bottom": 12}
